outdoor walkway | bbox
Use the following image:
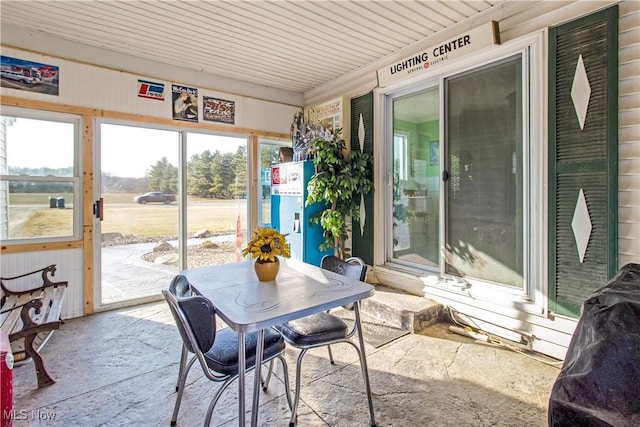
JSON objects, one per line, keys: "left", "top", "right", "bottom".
{"left": 101, "top": 234, "right": 234, "bottom": 304}
{"left": 11, "top": 302, "right": 561, "bottom": 426}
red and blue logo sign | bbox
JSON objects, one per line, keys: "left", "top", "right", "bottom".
{"left": 137, "top": 79, "right": 164, "bottom": 100}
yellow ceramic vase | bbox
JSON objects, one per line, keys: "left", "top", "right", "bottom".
{"left": 254, "top": 258, "right": 280, "bottom": 281}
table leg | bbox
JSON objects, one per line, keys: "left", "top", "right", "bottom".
{"left": 251, "top": 329, "right": 265, "bottom": 426}
{"left": 354, "top": 302, "right": 376, "bottom": 426}
{"left": 238, "top": 332, "right": 246, "bottom": 426}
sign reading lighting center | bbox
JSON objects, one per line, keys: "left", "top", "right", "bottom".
{"left": 377, "top": 21, "right": 500, "bottom": 87}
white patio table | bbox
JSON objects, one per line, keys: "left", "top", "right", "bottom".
{"left": 180, "top": 257, "right": 376, "bottom": 426}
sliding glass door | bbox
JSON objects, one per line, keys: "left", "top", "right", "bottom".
{"left": 387, "top": 53, "right": 526, "bottom": 290}
{"left": 445, "top": 55, "right": 524, "bottom": 287}
{"left": 97, "top": 123, "right": 250, "bottom": 307}
{"left": 98, "top": 123, "right": 180, "bottom": 305}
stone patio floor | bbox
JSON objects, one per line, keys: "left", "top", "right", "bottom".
{"left": 10, "top": 301, "right": 561, "bottom": 426}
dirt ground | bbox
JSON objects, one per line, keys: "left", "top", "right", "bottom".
{"left": 141, "top": 240, "right": 238, "bottom": 267}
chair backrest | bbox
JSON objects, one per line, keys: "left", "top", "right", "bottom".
{"left": 321, "top": 255, "right": 367, "bottom": 282}
{"left": 163, "top": 275, "right": 217, "bottom": 354}
{"left": 169, "top": 273, "right": 193, "bottom": 299}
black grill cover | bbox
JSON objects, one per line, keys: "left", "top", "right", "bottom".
{"left": 548, "top": 263, "right": 640, "bottom": 427}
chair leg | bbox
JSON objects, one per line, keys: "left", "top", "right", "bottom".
{"left": 176, "top": 344, "right": 189, "bottom": 392}
{"left": 261, "top": 356, "right": 293, "bottom": 411}
{"left": 261, "top": 359, "right": 275, "bottom": 391}
{"left": 204, "top": 377, "right": 236, "bottom": 427}
{"left": 288, "top": 348, "right": 308, "bottom": 427}
{"left": 327, "top": 344, "right": 335, "bottom": 364}
{"left": 278, "top": 355, "right": 293, "bottom": 411}
{"left": 24, "top": 334, "right": 55, "bottom": 388}
{"left": 171, "top": 355, "right": 197, "bottom": 426}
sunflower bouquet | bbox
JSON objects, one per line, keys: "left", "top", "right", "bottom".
{"left": 242, "top": 228, "right": 291, "bottom": 263}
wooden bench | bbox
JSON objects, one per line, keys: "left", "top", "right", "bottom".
{"left": 0, "top": 264, "right": 68, "bottom": 387}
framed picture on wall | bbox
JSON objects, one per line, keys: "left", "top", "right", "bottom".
{"left": 1, "top": 55, "right": 59, "bottom": 96}
{"left": 430, "top": 141, "right": 439, "bottom": 166}
{"left": 171, "top": 84, "right": 198, "bottom": 122}
{"left": 203, "top": 96, "right": 235, "bottom": 124}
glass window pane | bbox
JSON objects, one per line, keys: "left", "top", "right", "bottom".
{"left": 5, "top": 182, "right": 74, "bottom": 239}
{"left": 391, "top": 87, "right": 440, "bottom": 267}
{"left": 258, "top": 139, "right": 289, "bottom": 227}
{"left": 5, "top": 117, "right": 74, "bottom": 175}
{"left": 1, "top": 113, "right": 78, "bottom": 242}
{"left": 445, "top": 55, "right": 524, "bottom": 287}
{"left": 186, "top": 133, "right": 248, "bottom": 269}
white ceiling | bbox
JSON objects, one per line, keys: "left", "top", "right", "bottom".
{"left": 0, "top": 0, "right": 506, "bottom": 95}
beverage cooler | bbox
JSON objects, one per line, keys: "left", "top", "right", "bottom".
{"left": 271, "top": 160, "right": 330, "bottom": 266}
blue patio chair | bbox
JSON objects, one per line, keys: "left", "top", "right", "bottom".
{"left": 163, "top": 275, "right": 292, "bottom": 426}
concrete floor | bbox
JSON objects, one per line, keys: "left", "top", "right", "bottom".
{"left": 11, "top": 301, "right": 561, "bottom": 426}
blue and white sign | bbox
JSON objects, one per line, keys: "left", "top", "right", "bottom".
{"left": 137, "top": 79, "right": 165, "bottom": 100}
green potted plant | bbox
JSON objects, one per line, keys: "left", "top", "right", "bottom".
{"left": 305, "top": 130, "right": 373, "bottom": 259}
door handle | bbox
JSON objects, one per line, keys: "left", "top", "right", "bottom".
{"left": 93, "top": 197, "right": 104, "bottom": 221}
{"left": 442, "top": 170, "right": 449, "bottom": 181}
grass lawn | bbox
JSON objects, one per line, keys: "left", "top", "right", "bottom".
{"left": 9, "top": 193, "right": 260, "bottom": 239}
